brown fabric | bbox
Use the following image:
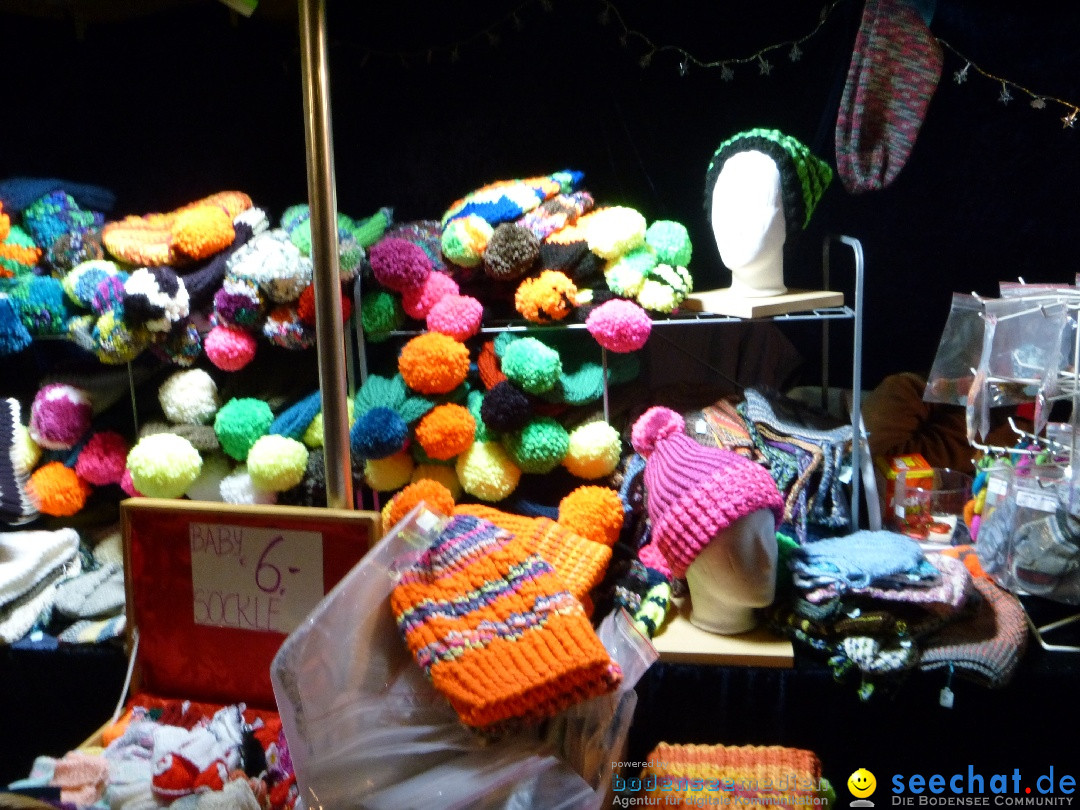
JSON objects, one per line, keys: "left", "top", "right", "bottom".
{"left": 864, "top": 372, "right": 974, "bottom": 472}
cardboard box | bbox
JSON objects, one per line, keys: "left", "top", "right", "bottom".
{"left": 81, "top": 498, "right": 379, "bottom": 747}
{"left": 874, "top": 453, "right": 933, "bottom": 517}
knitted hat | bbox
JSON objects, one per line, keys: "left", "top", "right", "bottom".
{"left": 705, "top": 128, "right": 833, "bottom": 231}
{"left": 0, "top": 398, "right": 38, "bottom": 525}
{"left": 835, "top": 0, "right": 943, "bottom": 194}
{"left": 919, "top": 576, "right": 1028, "bottom": 689}
{"left": 630, "top": 406, "right": 783, "bottom": 579}
{"left": 101, "top": 190, "right": 251, "bottom": 266}
{"left": 122, "top": 266, "right": 190, "bottom": 332}
{"left": 451, "top": 504, "right": 613, "bottom": 604}
{"left": 517, "top": 190, "right": 595, "bottom": 241}
{"left": 640, "top": 743, "right": 830, "bottom": 810}
{"left": 441, "top": 170, "right": 583, "bottom": 229}
{"left": 390, "top": 513, "right": 621, "bottom": 729}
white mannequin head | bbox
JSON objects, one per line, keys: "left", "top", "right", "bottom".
{"left": 684, "top": 507, "right": 779, "bottom": 635}
{"left": 709, "top": 149, "right": 788, "bottom": 297}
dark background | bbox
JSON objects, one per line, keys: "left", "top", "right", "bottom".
{"left": 4, "top": 0, "right": 1080, "bottom": 392}
{"left": 3, "top": 0, "right": 1080, "bottom": 794}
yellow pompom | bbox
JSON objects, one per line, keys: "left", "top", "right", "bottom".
{"left": 562, "top": 421, "right": 622, "bottom": 479}
{"left": 455, "top": 440, "right": 521, "bottom": 502}
{"left": 364, "top": 450, "right": 415, "bottom": 492}
{"left": 411, "top": 463, "right": 463, "bottom": 500}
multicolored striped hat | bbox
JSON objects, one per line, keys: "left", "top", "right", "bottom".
{"left": 390, "top": 513, "right": 621, "bottom": 730}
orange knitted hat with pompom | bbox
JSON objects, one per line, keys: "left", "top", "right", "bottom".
{"left": 391, "top": 513, "right": 621, "bottom": 730}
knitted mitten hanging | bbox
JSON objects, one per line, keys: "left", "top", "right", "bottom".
{"left": 835, "top": 0, "right": 943, "bottom": 193}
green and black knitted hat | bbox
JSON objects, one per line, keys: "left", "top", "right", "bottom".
{"left": 705, "top": 128, "right": 833, "bottom": 231}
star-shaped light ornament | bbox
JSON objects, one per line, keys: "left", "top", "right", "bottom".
{"left": 721, "top": 63, "right": 734, "bottom": 81}
{"left": 757, "top": 55, "right": 773, "bottom": 76}
{"left": 789, "top": 43, "right": 803, "bottom": 62}
{"left": 1063, "top": 108, "right": 1078, "bottom": 129}
{"left": 999, "top": 83, "right": 1013, "bottom": 105}
{"left": 954, "top": 62, "right": 970, "bottom": 84}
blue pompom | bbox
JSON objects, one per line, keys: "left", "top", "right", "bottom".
{"left": 350, "top": 406, "right": 408, "bottom": 460}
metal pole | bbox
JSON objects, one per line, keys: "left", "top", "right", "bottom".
{"left": 298, "top": 0, "right": 353, "bottom": 509}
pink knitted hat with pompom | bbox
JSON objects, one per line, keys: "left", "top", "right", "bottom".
{"left": 631, "top": 406, "right": 783, "bottom": 579}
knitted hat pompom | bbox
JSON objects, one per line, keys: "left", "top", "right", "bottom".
{"left": 28, "top": 461, "right": 92, "bottom": 516}
{"left": 480, "top": 380, "right": 533, "bottom": 433}
{"left": 586, "top": 298, "right": 652, "bottom": 353}
{"left": 247, "top": 434, "right": 309, "bottom": 492}
{"left": 369, "top": 237, "right": 431, "bottom": 293}
{"left": 204, "top": 323, "right": 257, "bottom": 372}
{"left": 29, "top": 382, "right": 93, "bottom": 450}
{"left": 402, "top": 271, "right": 459, "bottom": 320}
{"left": 126, "top": 432, "right": 203, "bottom": 499}
{"left": 74, "top": 430, "right": 129, "bottom": 486}
{"left": 350, "top": 406, "right": 408, "bottom": 460}
{"left": 631, "top": 406, "right": 686, "bottom": 456}
{"left": 426, "top": 293, "right": 483, "bottom": 341}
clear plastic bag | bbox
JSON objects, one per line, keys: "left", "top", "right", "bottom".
{"left": 975, "top": 463, "right": 1080, "bottom": 604}
{"left": 926, "top": 294, "right": 1068, "bottom": 440}
{"left": 271, "top": 505, "right": 657, "bottom": 810}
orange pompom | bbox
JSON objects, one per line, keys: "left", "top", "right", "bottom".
{"left": 558, "top": 485, "right": 624, "bottom": 547}
{"left": 514, "top": 270, "right": 577, "bottom": 323}
{"left": 383, "top": 479, "right": 456, "bottom": 530}
{"left": 171, "top": 205, "right": 235, "bottom": 262}
{"left": 415, "top": 403, "right": 476, "bottom": 461}
{"left": 27, "top": 461, "right": 92, "bottom": 517}
{"left": 398, "top": 331, "right": 470, "bottom": 395}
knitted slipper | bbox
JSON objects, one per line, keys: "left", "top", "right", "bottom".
{"left": 102, "top": 190, "right": 252, "bottom": 267}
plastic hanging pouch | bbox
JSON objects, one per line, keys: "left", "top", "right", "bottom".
{"left": 271, "top": 504, "right": 657, "bottom": 810}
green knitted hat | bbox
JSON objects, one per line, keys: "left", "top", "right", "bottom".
{"left": 705, "top": 128, "right": 833, "bottom": 231}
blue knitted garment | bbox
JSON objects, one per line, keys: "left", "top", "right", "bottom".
{"left": 790, "top": 530, "right": 927, "bottom": 591}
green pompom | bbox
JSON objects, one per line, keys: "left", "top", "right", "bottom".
{"left": 645, "top": 220, "right": 693, "bottom": 266}
{"left": 604, "top": 246, "right": 656, "bottom": 298}
{"left": 466, "top": 388, "right": 494, "bottom": 442}
{"left": 503, "top": 416, "right": 569, "bottom": 474}
{"left": 360, "top": 289, "right": 404, "bottom": 342}
{"left": 214, "top": 397, "right": 274, "bottom": 461}
{"left": 500, "top": 337, "right": 562, "bottom": 395}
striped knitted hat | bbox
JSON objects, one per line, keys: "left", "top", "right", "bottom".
{"left": 390, "top": 513, "right": 621, "bottom": 730}
{"left": 705, "top": 128, "right": 833, "bottom": 231}
{"left": 0, "top": 398, "right": 38, "bottom": 525}
{"left": 452, "top": 503, "right": 613, "bottom": 606}
{"left": 631, "top": 406, "right": 783, "bottom": 580}
{"left": 639, "top": 743, "right": 831, "bottom": 810}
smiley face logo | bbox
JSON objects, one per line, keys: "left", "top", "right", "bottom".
{"left": 848, "top": 768, "right": 877, "bottom": 799}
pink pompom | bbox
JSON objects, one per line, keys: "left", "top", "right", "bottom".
{"left": 369, "top": 237, "right": 432, "bottom": 293}
{"left": 204, "top": 323, "right": 257, "bottom": 372}
{"left": 586, "top": 298, "right": 652, "bottom": 353}
{"left": 75, "top": 430, "right": 129, "bottom": 485}
{"left": 630, "top": 406, "right": 685, "bottom": 456}
{"left": 427, "top": 294, "right": 484, "bottom": 341}
{"left": 29, "top": 383, "right": 93, "bottom": 450}
{"left": 402, "top": 271, "right": 459, "bottom": 319}
{"left": 119, "top": 468, "right": 143, "bottom": 497}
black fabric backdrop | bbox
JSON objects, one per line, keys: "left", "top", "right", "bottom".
{"left": 3, "top": 0, "right": 1080, "bottom": 794}
{"left": 3, "top": 0, "right": 1080, "bottom": 390}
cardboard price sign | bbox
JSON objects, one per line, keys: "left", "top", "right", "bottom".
{"left": 190, "top": 523, "right": 324, "bottom": 634}
{"left": 122, "top": 499, "right": 378, "bottom": 709}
